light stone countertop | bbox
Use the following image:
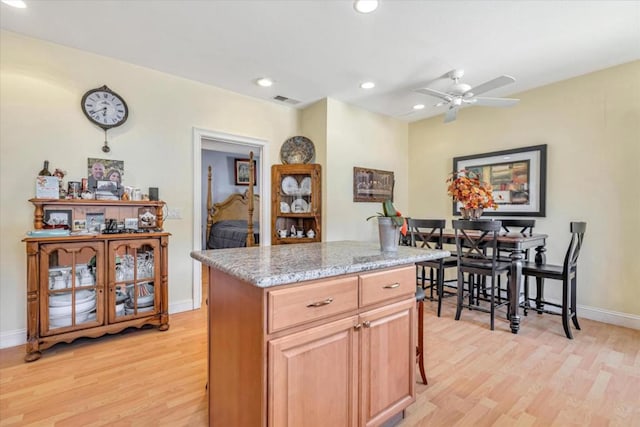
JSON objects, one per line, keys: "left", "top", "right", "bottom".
{"left": 191, "top": 240, "right": 450, "bottom": 288}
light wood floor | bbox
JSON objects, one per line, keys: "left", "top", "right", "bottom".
{"left": 1, "top": 283, "right": 639, "bottom": 426}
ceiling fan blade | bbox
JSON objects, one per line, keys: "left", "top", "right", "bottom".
{"left": 416, "top": 87, "right": 452, "bottom": 102}
{"left": 444, "top": 107, "right": 458, "bottom": 123}
{"left": 467, "top": 75, "right": 515, "bottom": 96}
{"left": 472, "top": 97, "right": 520, "bottom": 107}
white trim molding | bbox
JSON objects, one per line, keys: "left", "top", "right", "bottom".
{"left": 191, "top": 127, "right": 270, "bottom": 311}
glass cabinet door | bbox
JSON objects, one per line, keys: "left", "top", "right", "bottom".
{"left": 40, "top": 242, "right": 103, "bottom": 335}
{"left": 108, "top": 239, "right": 160, "bottom": 322}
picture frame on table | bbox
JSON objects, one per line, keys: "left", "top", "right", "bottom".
{"left": 138, "top": 207, "right": 157, "bottom": 229}
{"left": 234, "top": 159, "right": 257, "bottom": 186}
{"left": 353, "top": 167, "right": 395, "bottom": 202}
{"left": 95, "top": 180, "right": 120, "bottom": 200}
{"left": 85, "top": 212, "right": 105, "bottom": 232}
{"left": 44, "top": 209, "right": 72, "bottom": 229}
{"left": 452, "top": 144, "right": 547, "bottom": 217}
{"left": 72, "top": 219, "right": 86, "bottom": 232}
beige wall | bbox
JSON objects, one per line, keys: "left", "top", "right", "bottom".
{"left": 300, "top": 99, "right": 328, "bottom": 238}
{"left": 0, "top": 31, "right": 298, "bottom": 344}
{"left": 325, "top": 98, "right": 409, "bottom": 242}
{"left": 408, "top": 61, "right": 640, "bottom": 322}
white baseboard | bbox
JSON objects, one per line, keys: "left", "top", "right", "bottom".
{"left": 578, "top": 304, "right": 640, "bottom": 330}
{"left": 0, "top": 299, "right": 197, "bottom": 350}
{"left": 3, "top": 300, "right": 636, "bottom": 349}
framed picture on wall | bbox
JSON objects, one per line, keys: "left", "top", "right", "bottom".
{"left": 353, "top": 167, "right": 395, "bottom": 202}
{"left": 452, "top": 144, "right": 547, "bottom": 217}
{"left": 234, "top": 159, "right": 257, "bottom": 185}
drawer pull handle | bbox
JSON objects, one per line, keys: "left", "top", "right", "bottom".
{"left": 363, "top": 321, "right": 371, "bottom": 328}
{"left": 354, "top": 323, "right": 362, "bottom": 330}
{"left": 383, "top": 283, "right": 400, "bottom": 289}
{"left": 307, "top": 298, "right": 333, "bottom": 308}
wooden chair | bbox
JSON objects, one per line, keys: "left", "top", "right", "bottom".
{"left": 521, "top": 222, "right": 586, "bottom": 339}
{"left": 408, "top": 219, "right": 458, "bottom": 317}
{"left": 453, "top": 220, "right": 511, "bottom": 330}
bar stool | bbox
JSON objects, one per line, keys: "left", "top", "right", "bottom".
{"left": 453, "top": 220, "right": 511, "bottom": 330}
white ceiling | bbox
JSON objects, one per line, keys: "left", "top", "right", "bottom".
{"left": 1, "top": 0, "right": 639, "bottom": 123}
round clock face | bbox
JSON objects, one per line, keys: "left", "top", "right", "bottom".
{"left": 81, "top": 85, "right": 128, "bottom": 129}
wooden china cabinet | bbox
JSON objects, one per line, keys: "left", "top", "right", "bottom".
{"left": 271, "top": 163, "right": 321, "bottom": 245}
{"left": 22, "top": 199, "right": 170, "bottom": 362}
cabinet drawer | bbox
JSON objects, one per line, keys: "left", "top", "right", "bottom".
{"left": 268, "top": 276, "right": 358, "bottom": 333}
{"left": 359, "top": 266, "right": 415, "bottom": 307}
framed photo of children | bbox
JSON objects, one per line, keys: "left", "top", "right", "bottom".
{"left": 234, "top": 159, "right": 257, "bottom": 185}
{"left": 452, "top": 144, "right": 547, "bottom": 217}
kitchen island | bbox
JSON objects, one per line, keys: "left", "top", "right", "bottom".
{"left": 191, "top": 241, "right": 449, "bottom": 427}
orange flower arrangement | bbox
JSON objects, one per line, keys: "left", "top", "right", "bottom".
{"left": 446, "top": 169, "right": 498, "bottom": 210}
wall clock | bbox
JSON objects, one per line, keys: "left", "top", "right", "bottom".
{"left": 81, "top": 85, "right": 129, "bottom": 153}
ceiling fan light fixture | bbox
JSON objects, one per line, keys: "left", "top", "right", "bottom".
{"left": 359, "top": 81, "right": 375, "bottom": 89}
{"left": 255, "top": 77, "right": 273, "bottom": 88}
{"left": 1, "top": 0, "right": 27, "bottom": 8}
{"left": 354, "top": 0, "right": 379, "bottom": 14}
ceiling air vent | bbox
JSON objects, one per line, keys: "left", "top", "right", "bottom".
{"left": 273, "top": 95, "right": 301, "bottom": 105}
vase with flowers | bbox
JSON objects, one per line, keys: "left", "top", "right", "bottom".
{"left": 446, "top": 169, "right": 498, "bottom": 219}
{"left": 366, "top": 200, "right": 408, "bottom": 251}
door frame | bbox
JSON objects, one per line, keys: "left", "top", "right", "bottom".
{"left": 192, "top": 127, "right": 270, "bottom": 309}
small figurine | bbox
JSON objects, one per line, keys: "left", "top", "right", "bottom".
{"left": 290, "top": 225, "right": 296, "bottom": 235}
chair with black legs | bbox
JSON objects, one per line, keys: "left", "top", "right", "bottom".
{"left": 521, "top": 222, "right": 586, "bottom": 339}
{"left": 453, "top": 220, "right": 511, "bottom": 330}
{"left": 494, "top": 219, "right": 536, "bottom": 303}
{"left": 408, "top": 219, "right": 458, "bottom": 317}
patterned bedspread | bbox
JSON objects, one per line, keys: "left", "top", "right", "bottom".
{"left": 208, "top": 220, "right": 260, "bottom": 249}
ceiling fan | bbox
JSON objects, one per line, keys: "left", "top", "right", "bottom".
{"left": 417, "top": 69, "right": 519, "bottom": 123}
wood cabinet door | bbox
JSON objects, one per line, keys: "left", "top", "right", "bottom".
{"left": 269, "top": 315, "right": 358, "bottom": 427}
{"left": 359, "top": 298, "right": 415, "bottom": 427}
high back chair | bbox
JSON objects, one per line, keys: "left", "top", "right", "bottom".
{"left": 494, "top": 219, "right": 536, "bottom": 302}
{"left": 521, "top": 222, "right": 586, "bottom": 339}
{"left": 453, "top": 220, "right": 511, "bottom": 330}
{"left": 408, "top": 219, "right": 458, "bottom": 317}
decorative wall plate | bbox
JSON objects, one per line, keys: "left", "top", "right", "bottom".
{"left": 280, "top": 136, "right": 315, "bottom": 164}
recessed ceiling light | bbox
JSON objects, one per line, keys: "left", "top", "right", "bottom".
{"left": 1, "top": 0, "right": 27, "bottom": 8}
{"left": 413, "top": 104, "right": 425, "bottom": 110}
{"left": 255, "top": 77, "right": 273, "bottom": 88}
{"left": 360, "top": 81, "right": 375, "bottom": 89}
{"left": 353, "top": 0, "right": 378, "bottom": 14}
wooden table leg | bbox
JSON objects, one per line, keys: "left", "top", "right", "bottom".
{"left": 509, "top": 249, "right": 524, "bottom": 334}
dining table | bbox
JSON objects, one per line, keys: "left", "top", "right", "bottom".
{"left": 438, "top": 229, "right": 548, "bottom": 334}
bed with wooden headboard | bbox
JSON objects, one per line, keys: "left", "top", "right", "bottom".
{"left": 205, "top": 152, "right": 259, "bottom": 249}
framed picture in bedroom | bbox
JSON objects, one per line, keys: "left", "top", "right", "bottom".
{"left": 234, "top": 159, "right": 257, "bottom": 185}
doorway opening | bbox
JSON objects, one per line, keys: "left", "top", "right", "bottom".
{"left": 192, "top": 128, "right": 270, "bottom": 309}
